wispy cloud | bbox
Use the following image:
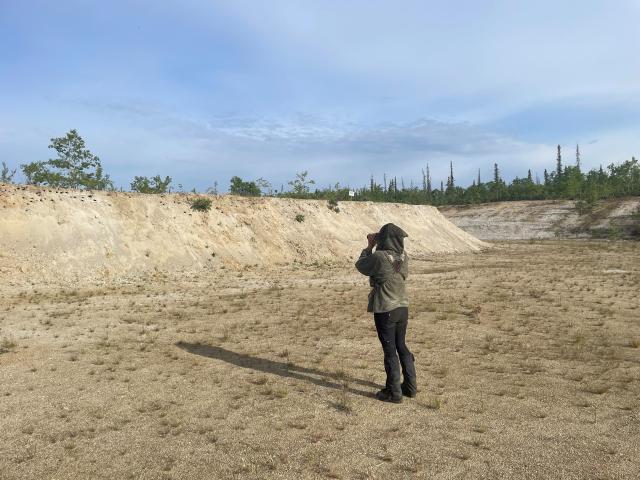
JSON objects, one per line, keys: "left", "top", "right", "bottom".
{"left": 0, "top": 0, "right": 638, "bottom": 190}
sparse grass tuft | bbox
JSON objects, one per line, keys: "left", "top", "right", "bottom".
{"left": 260, "top": 386, "right": 288, "bottom": 399}
{"left": 432, "top": 365, "right": 448, "bottom": 378}
{"left": 581, "top": 383, "right": 610, "bottom": 395}
{"left": 418, "top": 396, "right": 442, "bottom": 410}
{"left": 332, "top": 380, "right": 352, "bottom": 413}
{"left": 190, "top": 197, "right": 212, "bottom": 212}
{"left": 519, "top": 359, "right": 545, "bottom": 375}
{"left": 0, "top": 338, "right": 17, "bottom": 354}
{"left": 327, "top": 198, "right": 340, "bottom": 212}
{"left": 250, "top": 376, "right": 268, "bottom": 385}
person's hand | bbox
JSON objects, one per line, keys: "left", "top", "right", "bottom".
{"left": 366, "top": 233, "right": 378, "bottom": 250}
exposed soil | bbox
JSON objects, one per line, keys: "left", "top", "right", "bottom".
{"left": 0, "top": 183, "right": 487, "bottom": 284}
{"left": 440, "top": 198, "right": 640, "bottom": 240}
{"left": 1, "top": 240, "right": 639, "bottom": 479}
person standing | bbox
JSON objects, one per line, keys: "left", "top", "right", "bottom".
{"left": 355, "top": 223, "right": 417, "bottom": 403}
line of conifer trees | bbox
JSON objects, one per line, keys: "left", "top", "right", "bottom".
{"left": 280, "top": 145, "right": 639, "bottom": 210}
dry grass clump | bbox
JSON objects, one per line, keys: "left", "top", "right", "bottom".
{"left": 0, "top": 337, "right": 17, "bottom": 354}
{"left": 417, "top": 395, "right": 442, "bottom": 410}
{"left": 332, "top": 379, "right": 352, "bottom": 413}
{"left": 580, "top": 382, "right": 610, "bottom": 395}
{"left": 627, "top": 338, "right": 640, "bottom": 349}
{"left": 259, "top": 385, "right": 289, "bottom": 399}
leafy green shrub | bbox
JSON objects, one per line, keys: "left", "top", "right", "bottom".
{"left": 590, "top": 226, "right": 623, "bottom": 239}
{"left": 229, "top": 176, "right": 261, "bottom": 196}
{"left": 190, "top": 197, "right": 213, "bottom": 212}
{"left": 295, "top": 214, "right": 305, "bottom": 222}
{"left": 327, "top": 198, "right": 340, "bottom": 213}
{"left": 131, "top": 175, "right": 172, "bottom": 193}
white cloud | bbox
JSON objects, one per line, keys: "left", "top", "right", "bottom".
{"left": 2, "top": 0, "right": 638, "bottom": 191}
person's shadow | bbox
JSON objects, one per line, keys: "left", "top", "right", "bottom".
{"left": 176, "top": 341, "right": 380, "bottom": 399}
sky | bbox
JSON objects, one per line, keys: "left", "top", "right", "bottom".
{"left": 1, "top": 0, "right": 639, "bottom": 192}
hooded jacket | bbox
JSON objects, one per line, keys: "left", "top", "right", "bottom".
{"left": 355, "top": 223, "right": 409, "bottom": 313}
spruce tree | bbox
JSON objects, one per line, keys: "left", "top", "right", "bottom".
{"left": 492, "top": 163, "right": 502, "bottom": 201}
{"left": 449, "top": 161, "right": 455, "bottom": 188}
{"left": 556, "top": 145, "right": 563, "bottom": 178}
{"left": 1, "top": 162, "right": 16, "bottom": 183}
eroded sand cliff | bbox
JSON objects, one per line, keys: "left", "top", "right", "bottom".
{"left": 0, "top": 184, "right": 487, "bottom": 283}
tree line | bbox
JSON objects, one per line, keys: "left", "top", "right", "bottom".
{"left": 2, "top": 130, "right": 639, "bottom": 212}
{"left": 263, "top": 145, "right": 640, "bottom": 214}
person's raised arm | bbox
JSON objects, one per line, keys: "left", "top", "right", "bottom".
{"left": 355, "top": 233, "right": 380, "bottom": 276}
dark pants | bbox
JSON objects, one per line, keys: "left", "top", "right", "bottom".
{"left": 374, "top": 307, "right": 417, "bottom": 398}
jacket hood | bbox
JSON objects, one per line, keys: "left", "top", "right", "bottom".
{"left": 377, "top": 223, "right": 408, "bottom": 254}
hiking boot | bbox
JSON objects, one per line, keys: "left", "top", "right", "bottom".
{"left": 401, "top": 383, "right": 417, "bottom": 398}
{"left": 375, "top": 389, "right": 403, "bottom": 404}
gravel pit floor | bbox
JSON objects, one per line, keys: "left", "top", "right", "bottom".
{"left": 1, "top": 240, "right": 639, "bottom": 479}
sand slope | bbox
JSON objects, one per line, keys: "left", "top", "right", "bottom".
{"left": 0, "top": 184, "right": 487, "bottom": 282}
{"left": 440, "top": 198, "right": 640, "bottom": 240}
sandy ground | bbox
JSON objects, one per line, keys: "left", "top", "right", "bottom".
{"left": 1, "top": 240, "right": 639, "bottom": 479}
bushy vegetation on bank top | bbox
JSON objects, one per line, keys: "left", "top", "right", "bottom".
{"left": 241, "top": 148, "right": 640, "bottom": 211}
{"left": 130, "top": 175, "right": 172, "bottom": 194}
{"left": 20, "top": 129, "right": 114, "bottom": 190}
{"left": 3, "top": 130, "right": 639, "bottom": 209}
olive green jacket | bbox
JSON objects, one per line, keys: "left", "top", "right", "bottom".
{"left": 355, "top": 248, "right": 409, "bottom": 313}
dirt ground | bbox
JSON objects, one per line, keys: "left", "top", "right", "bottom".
{"left": 439, "top": 198, "right": 640, "bottom": 241}
{"left": 1, "top": 240, "right": 639, "bottom": 479}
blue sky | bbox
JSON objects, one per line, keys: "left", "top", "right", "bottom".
{"left": 1, "top": 0, "right": 639, "bottom": 191}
